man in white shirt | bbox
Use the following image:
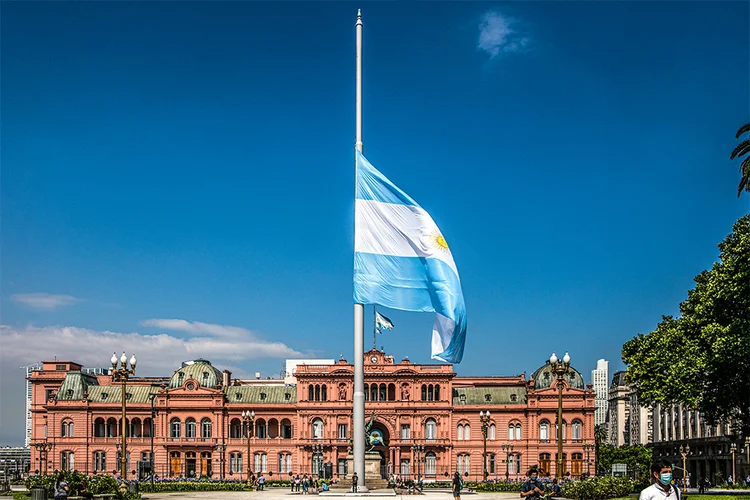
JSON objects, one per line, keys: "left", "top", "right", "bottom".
{"left": 640, "top": 461, "right": 680, "bottom": 500}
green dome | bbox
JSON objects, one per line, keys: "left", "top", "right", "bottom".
{"left": 169, "top": 359, "right": 223, "bottom": 389}
{"left": 531, "top": 363, "right": 585, "bottom": 390}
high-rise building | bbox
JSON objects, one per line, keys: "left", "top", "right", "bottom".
{"left": 591, "top": 359, "right": 609, "bottom": 426}
{"left": 21, "top": 363, "right": 42, "bottom": 447}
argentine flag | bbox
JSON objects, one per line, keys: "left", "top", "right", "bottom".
{"left": 354, "top": 150, "right": 467, "bottom": 363}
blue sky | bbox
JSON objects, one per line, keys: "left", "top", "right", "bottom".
{"left": 1, "top": 2, "right": 748, "bottom": 445}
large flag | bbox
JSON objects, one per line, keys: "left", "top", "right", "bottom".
{"left": 353, "top": 150, "right": 467, "bottom": 363}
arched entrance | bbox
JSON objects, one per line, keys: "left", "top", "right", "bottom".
{"left": 369, "top": 422, "right": 391, "bottom": 479}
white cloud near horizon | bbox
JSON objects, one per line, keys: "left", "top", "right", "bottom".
{"left": 140, "top": 318, "right": 250, "bottom": 338}
{"left": 0, "top": 322, "right": 304, "bottom": 375}
{"left": 477, "top": 11, "right": 529, "bottom": 59}
{"left": 11, "top": 293, "right": 82, "bottom": 311}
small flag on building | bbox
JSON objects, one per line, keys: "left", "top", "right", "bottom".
{"left": 375, "top": 311, "right": 394, "bottom": 333}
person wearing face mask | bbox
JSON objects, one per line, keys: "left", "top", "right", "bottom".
{"left": 521, "top": 468, "right": 545, "bottom": 500}
{"left": 640, "top": 460, "right": 681, "bottom": 500}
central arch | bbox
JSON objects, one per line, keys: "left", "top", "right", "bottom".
{"left": 369, "top": 421, "right": 391, "bottom": 479}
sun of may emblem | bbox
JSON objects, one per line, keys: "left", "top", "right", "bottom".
{"left": 431, "top": 231, "right": 450, "bottom": 252}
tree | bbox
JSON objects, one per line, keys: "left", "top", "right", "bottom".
{"left": 622, "top": 215, "right": 750, "bottom": 439}
{"left": 597, "top": 445, "right": 652, "bottom": 480}
{"left": 730, "top": 124, "right": 750, "bottom": 197}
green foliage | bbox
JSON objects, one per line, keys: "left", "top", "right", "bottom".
{"left": 138, "top": 480, "right": 249, "bottom": 492}
{"left": 560, "top": 476, "right": 635, "bottom": 500}
{"left": 473, "top": 482, "right": 523, "bottom": 492}
{"left": 731, "top": 123, "right": 750, "bottom": 197}
{"left": 25, "top": 472, "right": 135, "bottom": 499}
{"left": 596, "top": 445, "right": 651, "bottom": 480}
{"left": 622, "top": 215, "right": 750, "bottom": 439}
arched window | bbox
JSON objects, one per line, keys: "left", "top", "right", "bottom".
{"left": 229, "top": 452, "right": 242, "bottom": 474}
{"left": 230, "top": 418, "right": 242, "bottom": 438}
{"left": 435, "top": 385, "right": 441, "bottom": 401}
{"left": 254, "top": 453, "right": 267, "bottom": 472}
{"left": 388, "top": 383, "right": 396, "bottom": 401}
{"left": 130, "top": 417, "right": 141, "bottom": 438}
{"left": 370, "top": 384, "right": 378, "bottom": 402}
{"left": 457, "top": 454, "right": 470, "bottom": 474}
{"left": 170, "top": 418, "right": 181, "bottom": 439}
{"left": 515, "top": 424, "right": 522, "bottom": 440}
{"left": 539, "top": 453, "right": 551, "bottom": 475}
{"left": 61, "top": 421, "right": 74, "bottom": 437}
{"left": 94, "top": 418, "right": 105, "bottom": 438}
{"left": 427, "top": 384, "right": 434, "bottom": 401}
{"left": 186, "top": 418, "right": 197, "bottom": 438}
{"left": 539, "top": 420, "right": 549, "bottom": 441}
{"left": 93, "top": 451, "right": 106, "bottom": 472}
{"left": 463, "top": 424, "right": 470, "bottom": 440}
{"left": 508, "top": 424, "right": 515, "bottom": 441}
{"left": 312, "top": 418, "right": 324, "bottom": 439}
{"left": 488, "top": 453, "right": 496, "bottom": 474}
{"left": 202, "top": 418, "right": 212, "bottom": 438}
{"left": 281, "top": 418, "right": 293, "bottom": 439}
{"left": 308, "top": 385, "right": 314, "bottom": 401}
{"left": 268, "top": 418, "right": 279, "bottom": 439}
{"left": 315, "top": 385, "right": 321, "bottom": 401}
{"left": 379, "top": 384, "right": 387, "bottom": 401}
{"left": 364, "top": 384, "right": 369, "bottom": 402}
{"left": 425, "top": 452, "right": 437, "bottom": 475}
{"left": 555, "top": 421, "right": 567, "bottom": 442}
{"left": 256, "top": 419, "right": 267, "bottom": 439}
{"left": 489, "top": 424, "right": 496, "bottom": 440}
{"left": 457, "top": 424, "right": 464, "bottom": 441}
{"left": 421, "top": 385, "right": 427, "bottom": 401}
{"left": 106, "top": 417, "right": 117, "bottom": 438}
{"left": 571, "top": 452, "right": 583, "bottom": 476}
{"left": 143, "top": 418, "right": 153, "bottom": 438}
{"left": 424, "top": 418, "right": 437, "bottom": 440}
{"left": 571, "top": 420, "right": 581, "bottom": 441}
{"left": 321, "top": 385, "right": 327, "bottom": 401}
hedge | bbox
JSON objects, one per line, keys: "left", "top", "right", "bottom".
{"left": 561, "top": 476, "right": 636, "bottom": 500}
{"left": 25, "top": 471, "right": 138, "bottom": 500}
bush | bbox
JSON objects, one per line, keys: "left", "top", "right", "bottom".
{"left": 25, "top": 471, "right": 136, "bottom": 499}
{"left": 473, "top": 482, "right": 524, "bottom": 492}
{"left": 561, "top": 477, "right": 635, "bottom": 500}
{"left": 138, "top": 478, "right": 249, "bottom": 493}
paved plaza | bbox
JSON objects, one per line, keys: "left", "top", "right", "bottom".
{"left": 134, "top": 492, "right": 521, "bottom": 500}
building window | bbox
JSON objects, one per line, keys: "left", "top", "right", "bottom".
{"left": 485, "top": 393, "right": 492, "bottom": 402}
{"left": 571, "top": 420, "right": 581, "bottom": 441}
{"left": 515, "top": 424, "right": 522, "bottom": 440}
{"left": 61, "top": 421, "right": 74, "bottom": 438}
{"left": 457, "top": 454, "right": 470, "bottom": 474}
{"left": 425, "top": 419, "right": 437, "bottom": 440}
{"left": 370, "top": 384, "right": 378, "bottom": 401}
{"left": 488, "top": 453, "right": 496, "bottom": 474}
{"left": 458, "top": 423, "right": 470, "bottom": 440}
{"left": 539, "top": 453, "right": 551, "bottom": 475}
{"left": 281, "top": 419, "right": 293, "bottom": 439}
{"left": 555, "top": 422, "right": 567, "bottom": 442}
{"left": 459, "top": 394, "right": 466, "bottom": 404}
{"left": 93, "top": 451, "right": 106, "bottom": 472}
{"left": 256, "top": 419, "right": 267, "bottom": 439}
{"left": 458, "top": 424, "right": 464, "bottom": 441}
{"left": 516, "top": 454, "right": 522, "bottom": 475}
{"left": 338, "top": 423, "right": 348, "bottom": 440}
{"left": 401, "top": 424, "right": 411, "bottom": 440}
{"left": 254, "top": 453, "right": 267, "bottom": 472}
{"left": 321, "top": 385, "right": 327, "bottom": 401}
{"left": 60, "top": 451, "right": 74, "bottom": 471}
{"left": 230, "top": 419, "right": 242, "bottom": 438}
{"left": 539, "top": 421, "right": 549, "bottom": 441}
{"left": 170, "top": 418, "right": 181, "bottom": 439}
{"left": 425, "top": 452, "right": 437, "bottom": 476}
{"left": 508, "top": 424, "right": 515, "bottom": 441}
{"left": 571, "top": 453, "right": 583, "bottom": 476}
{"left": 201, "top": 418, "right": 212, "bottom": 438}
{"left": 339, "top": 458, "right": 349, "bottom": 476}
{"left": 421, "top": 385, "right": 427, "bottom": 401}
{"left": 489, "top": 424, "right": 496, "bottom": 440}
{"left": 260, "top": 392, "right": 267, "bottom": 401}
{"left": 510, "top": 394, "right": 518, "bottom": 402}
{"left": 312, "top": 418, "right": 324, "bottom": 439}
{"left": 94, "top": 418, "right": 106, "bottom": 438}
{"left": 185, "top": 418, "right": 196, "bottom": 438}
{"left": 400, "top": 459, "right": 410, "bottom": 476}
{"left": 229, "top": 453, "right": 242, "bottom": 474}
{"left": 309, "top": 386, "right": 314, "bottom": 401}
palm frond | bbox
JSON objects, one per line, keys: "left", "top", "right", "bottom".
{"left": 730, "top": 139, "right": 750, "bottom": 160}
{"left": 736, "top": 123, "right": 750, "bottom": 139}
{"left": 739, "top": 157, "right": 750, "bottom": 197}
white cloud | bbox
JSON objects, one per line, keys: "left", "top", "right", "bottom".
{"left": 0, "top": 323, "right": 304, "bottom": 376}
{"left": 140, "top": 318, "right": 250, "bottom": 339}
{"left": 11, "top": 293, "right": 81, "bottom": 311}
{"left": 477, "top": 11, "right": 529, "bottom": 59}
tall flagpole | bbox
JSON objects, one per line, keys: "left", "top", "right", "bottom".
{"left": 353, "top": 8, "right": 368, "bottom": 493}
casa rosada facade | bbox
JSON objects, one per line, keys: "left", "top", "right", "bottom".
{"left": 29, "top": 350, "right": 596, "bottom": 481}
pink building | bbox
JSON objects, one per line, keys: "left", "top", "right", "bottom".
{"left": 29, "top": 350, "right": 596, "bottom": 481}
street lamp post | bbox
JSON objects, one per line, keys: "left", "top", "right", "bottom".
{"left": 480, "top": 411, "right": 491, "bottom": 482}
{"left": 411, "top": 444, "right": 424, "bottom": 481}
{"left": 582, "top": 444, "right": 595, "bottom": 477}
{"left": 33, "top": 441, "right": 52, "bottom": 474}
{"left": 501, "top": 443, "right": 514, "bottom": 481}
{"left": 679, "top": 445, "right": 690, "bottom": 485}
{"left": 148, "top": 393, "right": 157, "bottom": 488}
{"left": 111, "top": 351, "right": 136, "bottom": 480}
{"left": 216, "top": 443, "right": 226, "bottom": 480}
{"left": 548, "top": 351, "right": 571, "bottom": 479}
{"left": 730, "top": 442, "right": 737, "bottom": 484}
{"left": 242, "top": 410, "right": 255, "bottom": 483}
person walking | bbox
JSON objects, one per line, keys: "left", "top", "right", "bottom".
{"left": 258, "top": 473, "right": 266, "bottom": 491}
{"left": 640, "top": 460, "right": 680, "bottom": 500}
{"left": 452, "top": 472, "right": 463, "bottom": 500}
{"left": 351, "top": 472, "right": 359, "bottom": 493}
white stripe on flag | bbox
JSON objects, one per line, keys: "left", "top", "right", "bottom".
{"left": 355, "top": 199, "right": 458, "bottom": 276}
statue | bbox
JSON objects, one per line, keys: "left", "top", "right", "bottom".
{"left": 401, "top": 387, "right": 410, "bottom": 400}
{"left": 364, "top": 412, "right": 384, "bottom": 451}
{"left": 339, "top": 386, "right": 347, "bottom": 400}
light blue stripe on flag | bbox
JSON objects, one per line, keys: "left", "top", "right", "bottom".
{"left": 354, "top": 150, "right": 467, "bottom": 364}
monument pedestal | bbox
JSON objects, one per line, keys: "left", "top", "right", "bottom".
{"left": 344, "top": 452, "right": 389, "bottom": 491}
